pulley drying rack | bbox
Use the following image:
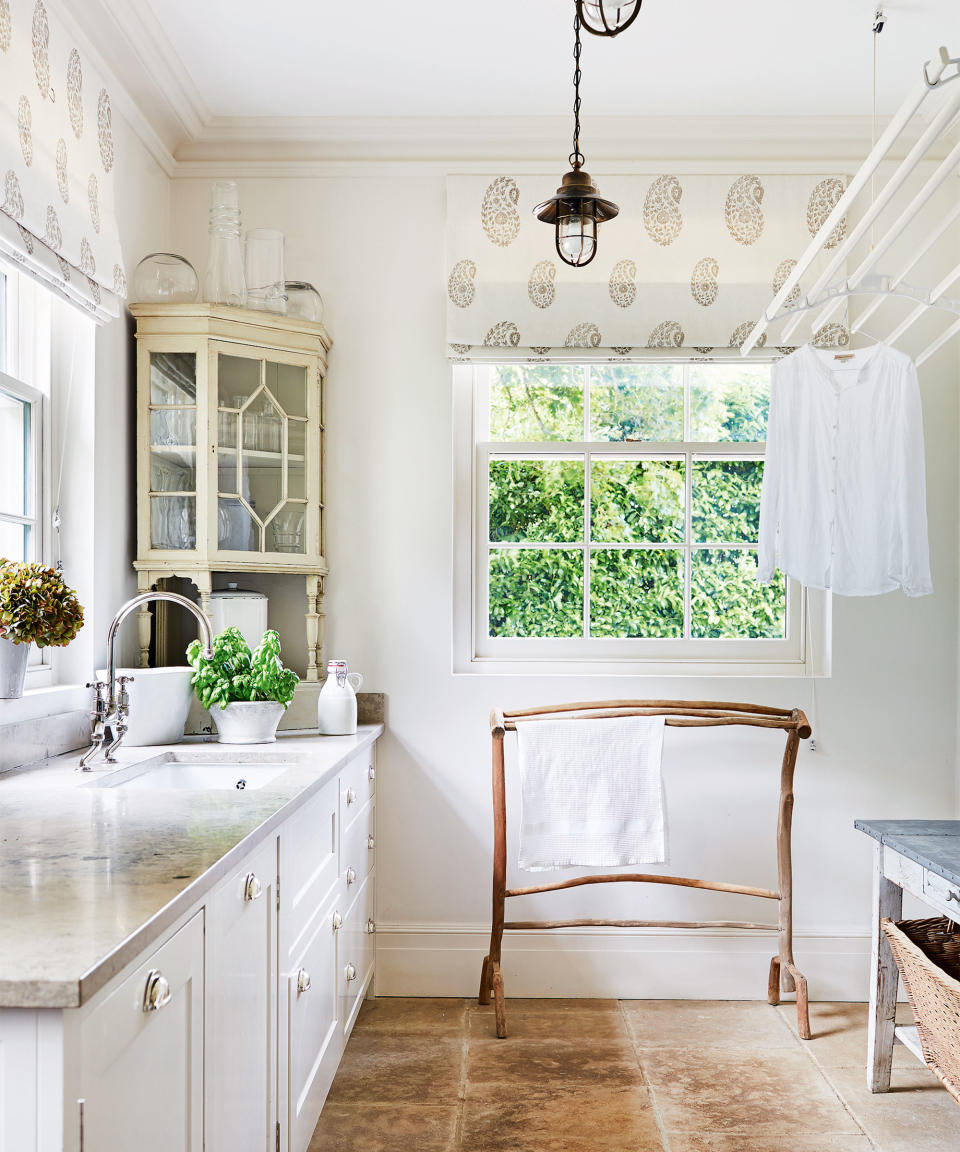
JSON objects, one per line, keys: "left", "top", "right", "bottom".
{"left": 478, "top": 700, "right": 813, "bottom": 1040}
{"left": 741, "top": 45, "right": 960, "bottom": 365}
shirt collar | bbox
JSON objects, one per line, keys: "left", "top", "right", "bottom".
{"left": 803, "top": 343, "right": 886, "bottom": 391}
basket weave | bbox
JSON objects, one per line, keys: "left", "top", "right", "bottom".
{"left": 881, "top": 916, "right": 960, "bottom": 1103}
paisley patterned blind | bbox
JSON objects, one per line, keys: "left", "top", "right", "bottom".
{"left": 446, "top": 173, "right": 850, "bottom": 362}
{"left": 0, "top": 0, "right": 126, "bottom": 321}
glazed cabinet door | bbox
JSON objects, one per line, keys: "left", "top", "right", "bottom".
{"left": 206, "top": 836, "right": 278, "bottom": 1152}
{"left": 77, "top": 912, "right": 203, "bottom": 1152}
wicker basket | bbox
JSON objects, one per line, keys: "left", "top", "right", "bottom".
{"left": 881, "top": 916, "right": 960, "bottom": 1102}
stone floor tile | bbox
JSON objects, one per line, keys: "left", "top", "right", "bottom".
{"left": 307, "top": 1104, "right": 459, "bottom": 1152}
{"left": 826, "top": 1064, "right": 960, "bottom": 1152}
{"left": 460, "top": 1084, "right": 664, "bottom": 1152}
{"left": 777, "top": 1001, "right": 919, "bottom": 1068}
{"left": 642, "top": 1047, "right": 862, "bottom": 1135}
{"left": 668, "top": 1137, "right": 874, "bottom": 1152}
{"left": 623, "top": 1000, "right": 800, "bottom": 1050}
{"left": 466, "top": 1036, "right": 644, "bottom": 1093}
{"left": 358, "top": 996, "right": 469, "bottom": 1034}
{"left": 470, "top": 996, "right": 628, "bottom": 1041}
{"left": 326, "top": 1033, "right": 464, "bottom": 1105}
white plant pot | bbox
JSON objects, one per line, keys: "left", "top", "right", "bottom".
{"left": 97, "top": 666, "right": 194, "bottom": 746}
{"left": 212, "top": 700, "right": 285, "bottom": 744}
{"left": 0, "top": 637, "right": 29, "bottom": 699}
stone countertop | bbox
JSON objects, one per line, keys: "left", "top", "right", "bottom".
{"left": 0, "top": 725, "right": 383, "bottom": 1010}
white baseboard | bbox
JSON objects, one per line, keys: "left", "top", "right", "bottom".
{"left": 375, "top": 923, "right": 875, "bottom": 1002}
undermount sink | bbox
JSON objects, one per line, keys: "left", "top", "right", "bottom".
{"left": 87, "top": 757, "right": 291, "bottom": 791}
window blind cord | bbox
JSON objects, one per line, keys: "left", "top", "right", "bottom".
{"left": 51, "top": 326, "right": 80, "bottom": 575}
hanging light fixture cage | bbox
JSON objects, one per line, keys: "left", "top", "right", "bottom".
{"left": 535, "top": 4, "right": 620, "bottom": 267}
{"left": 576, "top": 0, "right": 643, "bottom": 37}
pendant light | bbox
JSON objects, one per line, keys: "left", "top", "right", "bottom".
{"left": 534, "top": 6, "right": 619, "bottom": 268}
{"left": 576, "top": 0, "right": 642, "bottom": 37}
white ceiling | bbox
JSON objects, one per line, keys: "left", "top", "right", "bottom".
{"left": 144, "top": 0, "right": 958, "bottom": 120}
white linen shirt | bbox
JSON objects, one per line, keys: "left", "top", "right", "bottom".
{"left": 758, "top": 343, "right": 932, "bottom": 597}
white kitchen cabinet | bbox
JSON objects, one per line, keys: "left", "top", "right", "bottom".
{"left": 77, "top": 911, "right": 204, "bottom": 1152}
{"left": 206, "top": 836, "right": 278, "bottom": 1152}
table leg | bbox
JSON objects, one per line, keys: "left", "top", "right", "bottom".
{"left": 867, "top": 840, "right": 902, "bottom": 1092}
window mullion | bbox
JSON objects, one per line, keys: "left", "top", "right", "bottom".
{"left": 684, "top": 448, "right": 693, "bottom": 639}
{"left": 583, "top": 449, "right": 591, "bottom": 638}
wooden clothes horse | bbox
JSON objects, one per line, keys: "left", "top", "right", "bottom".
{"left": 478, "top": 700, "right": 813, "bottom": 1040}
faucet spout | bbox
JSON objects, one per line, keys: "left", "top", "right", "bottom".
{"left": 79, "top": 591, "right": 215, "bottom": 771}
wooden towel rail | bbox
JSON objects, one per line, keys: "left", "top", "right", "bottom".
{"left": 478, "top": 700, "right": 812, "bottom": 1040}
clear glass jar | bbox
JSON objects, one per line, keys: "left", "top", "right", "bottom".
{"left": 203, "top": 181, "right": 247, "bottom": 307}
{"left": 131, "top": 253, "right": 199, "bottom": 303}
{"left": 284, "top": 281, "right": 324, "bottom": 323}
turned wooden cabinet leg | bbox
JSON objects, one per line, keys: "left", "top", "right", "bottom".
{"left": 305, "top": 574, "right": 320, "bottom": 682}
{"left": 867, "top": 840, "right": 902, "bottom": 1092}
{"left": 136, "top": 573, "right": 153, "bottom": 668}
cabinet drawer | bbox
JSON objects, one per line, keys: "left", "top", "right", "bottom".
{"left": 79, "top": 911, "right": 204, "bottom": 1152}
{"left": 341, "top": 798, "right": 375, "bottom": 910}
{"left": 341, "top": 746, "right": 376, "bottom": 830}
{"left": 884, "top": 846, "right": 924, "bottom": 893}
{"left": 340, "top": 870, "right": 375, "bottom": 1041}
{"left": 286, "top": 887, "right": 341, "bottom": 1152}
{"left": 923, "top": 869, "right": 960, "bottom": 924}
{"left": 280, "top": 776, "right": 339, "bottom": 960}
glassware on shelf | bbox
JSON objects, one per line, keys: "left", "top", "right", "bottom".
{"left": 131, "top": 253, "right": 199, "bottom": 304}
{"left": 271, "top": 506, "right": 304, "bottom": 553}
{"left": 258, "top": 395, "right": 282, "bottom": 453}
{"left": 245, "top": 229, "right": 286, "bottom": 313}
{"left": 284, "top": 281, "right": 324, "bottom": 323}
{"left": 203, "top": 181, "right": 247, "bottom": 307}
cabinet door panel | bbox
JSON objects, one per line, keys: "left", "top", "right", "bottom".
{"left": 340, "top": 870, "right": 375, "bottom": 1042}
{"left": 206, "top": 837, "right": 277, "bottom": 1152}
{"left": 286, "top": 890, "right": 340, "bottom": 1152}
{"left": 79, "top": 912, "right": 203, "bottom": 1152}
{"left": 280, "top": 777, "right": 339, "bottom": 963}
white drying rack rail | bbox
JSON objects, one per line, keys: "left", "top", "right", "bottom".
{"left": 741, "top": 46, "right": 960, "bottom": 366}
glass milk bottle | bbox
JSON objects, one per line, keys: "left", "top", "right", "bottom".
{"left": 317, "top": 659, "right": 363, "bottom": 735}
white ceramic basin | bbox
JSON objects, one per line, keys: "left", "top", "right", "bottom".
{"left": 96, "top": 666, "right": 194, "bottom": 746}
{"left": 91, "top": 761, "right": 289, "bottom": 791}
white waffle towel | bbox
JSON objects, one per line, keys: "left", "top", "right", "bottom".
{"left": 517, "top": 715, "right": 666, "bottom": 871}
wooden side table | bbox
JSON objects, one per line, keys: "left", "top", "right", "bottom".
{"left": 856, "top": 819, "right": 960, "bottom": 1092}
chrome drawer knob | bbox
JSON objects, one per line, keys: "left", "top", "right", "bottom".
{"left": 345, "top": 867, "right": 357, "bottom": 886}
{"left": 345, "top": 788, "right": 357, "bottom": 805}
{"left": 142, "top": 969, "right": 172, "bottom": 1012}
{"left": 365, "top": 918, "right": 376, "bottom": 935}
{"left": 243, "top": 873, "right": 262, "bottom": 902}
{"left": 367, "top": 835, "right": 376, "bottom": 850}
{"left": 332, "top": 910, "right": 343, "bottom": 931}
{"left": 296, "top": 968, "right": 311, "bottom": 994}
{"left": 368, "top": 765, "right": 376, "bottom": 782}
{"left": 344, "top": 963, "right": 357, "bottom": 983}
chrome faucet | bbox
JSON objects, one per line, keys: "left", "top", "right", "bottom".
{"left": 79, "top": 591, "right": 215, "bottom": 770}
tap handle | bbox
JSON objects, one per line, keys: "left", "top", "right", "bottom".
{"left": 116, "top": 675, "right": 134, "bottom": 714}
{"left": 86, "top": 681, "right": 109, "bottom": 719}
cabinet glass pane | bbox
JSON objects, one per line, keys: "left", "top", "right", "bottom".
{"left": 266, "top": 361, "right": 308, "bottom": 419}
{"left": 150, "top": 408, "right": 196, "bottom": 448}
{"left": 151, "top": 451, "right": 195, "bottom": 492}
{"left": 151, "top": 495, "right": 195, "bottom": 550}
{"left": 218, "top": 354, "right": 261, "bottom": 409}
{"left": 268, "top": 503, "right": 306, "bottom": 554}
{"left": 218, "top": 497, "right": 258, "bottom": 551}
{"left": 218, "top": 408, "right": 237, "bottom": 449}
{"left": 150, "top": 352, "right": 196, "bottom": 405}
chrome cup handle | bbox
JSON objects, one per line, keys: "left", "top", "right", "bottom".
{"left": 142, "top": 969, "right": 172, "bottom": 1012}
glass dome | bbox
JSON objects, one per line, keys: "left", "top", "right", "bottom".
{"left": 284, "top": 281, "right": 324, "bottom": 323}
{"left": 131, "top": 253, "right": 199, "bottom": 304}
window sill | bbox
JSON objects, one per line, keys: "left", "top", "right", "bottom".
{"left": 0, "top": 683, "right": 90, "bottom": 725}
{"left": 454, "top": 656, "right": 828, "bottom": 678}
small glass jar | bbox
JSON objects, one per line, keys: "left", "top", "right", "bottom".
{"left": 284, "top": 281, "right": 324, "bottom": 323}
{"left": 131, "top": 253, "right": 199, "bottom": 304}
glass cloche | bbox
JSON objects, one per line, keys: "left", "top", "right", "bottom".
{"left": 131, "top": 253, "right": 200, "bottom": 304}
{"left": 284, "top": 281, "right": 324, "bottom": 323}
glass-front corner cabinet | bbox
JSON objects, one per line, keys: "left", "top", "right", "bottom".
{"left": 132, "top": 304, "right": 330, "bottom": 679}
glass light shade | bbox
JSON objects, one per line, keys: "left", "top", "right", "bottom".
{"left": 578, "top": 0, "right": 643, "bottom": 36}
{"left": 557, "top": 208, "right": 598, "bottom": 267}
{"left": 131, "top": 253, "right": 199, "bottom": 304}
{"left": 284, "top": 281, "right": 324, "bottom": 323}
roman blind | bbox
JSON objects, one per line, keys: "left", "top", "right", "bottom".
{"left": 446, "top": 172, "right": 850, "bottom": 361}
{"left": 0, "top": 0, "right": 126, "bottom": 321}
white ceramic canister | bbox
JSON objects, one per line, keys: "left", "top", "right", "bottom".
{"left": 317, "top": 659, "right": 363, "bottom": 735}
{"left": 209, "top": 583, "right": 268, "bottom": 652}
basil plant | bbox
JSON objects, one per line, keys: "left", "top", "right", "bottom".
{"left": 186, "top": 627, "right": 299, "bottom": 711}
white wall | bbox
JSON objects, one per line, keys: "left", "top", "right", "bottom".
{"left": 169, "top": 165, "right": 958, "bottom": 999}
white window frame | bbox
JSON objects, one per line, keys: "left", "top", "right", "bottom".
{"left": 1, "top": 262, "right": 54, "bottom": 687}
{"left": 452, "top": 361, "right": 831, "bottom": 677}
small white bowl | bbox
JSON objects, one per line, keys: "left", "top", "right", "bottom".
{"left": 211, "top": 701, "right": 285, "bottom": 744}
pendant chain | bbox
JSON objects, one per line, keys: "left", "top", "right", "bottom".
{"left": 569, "top": 9, "right": 584, "bottom": 170}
